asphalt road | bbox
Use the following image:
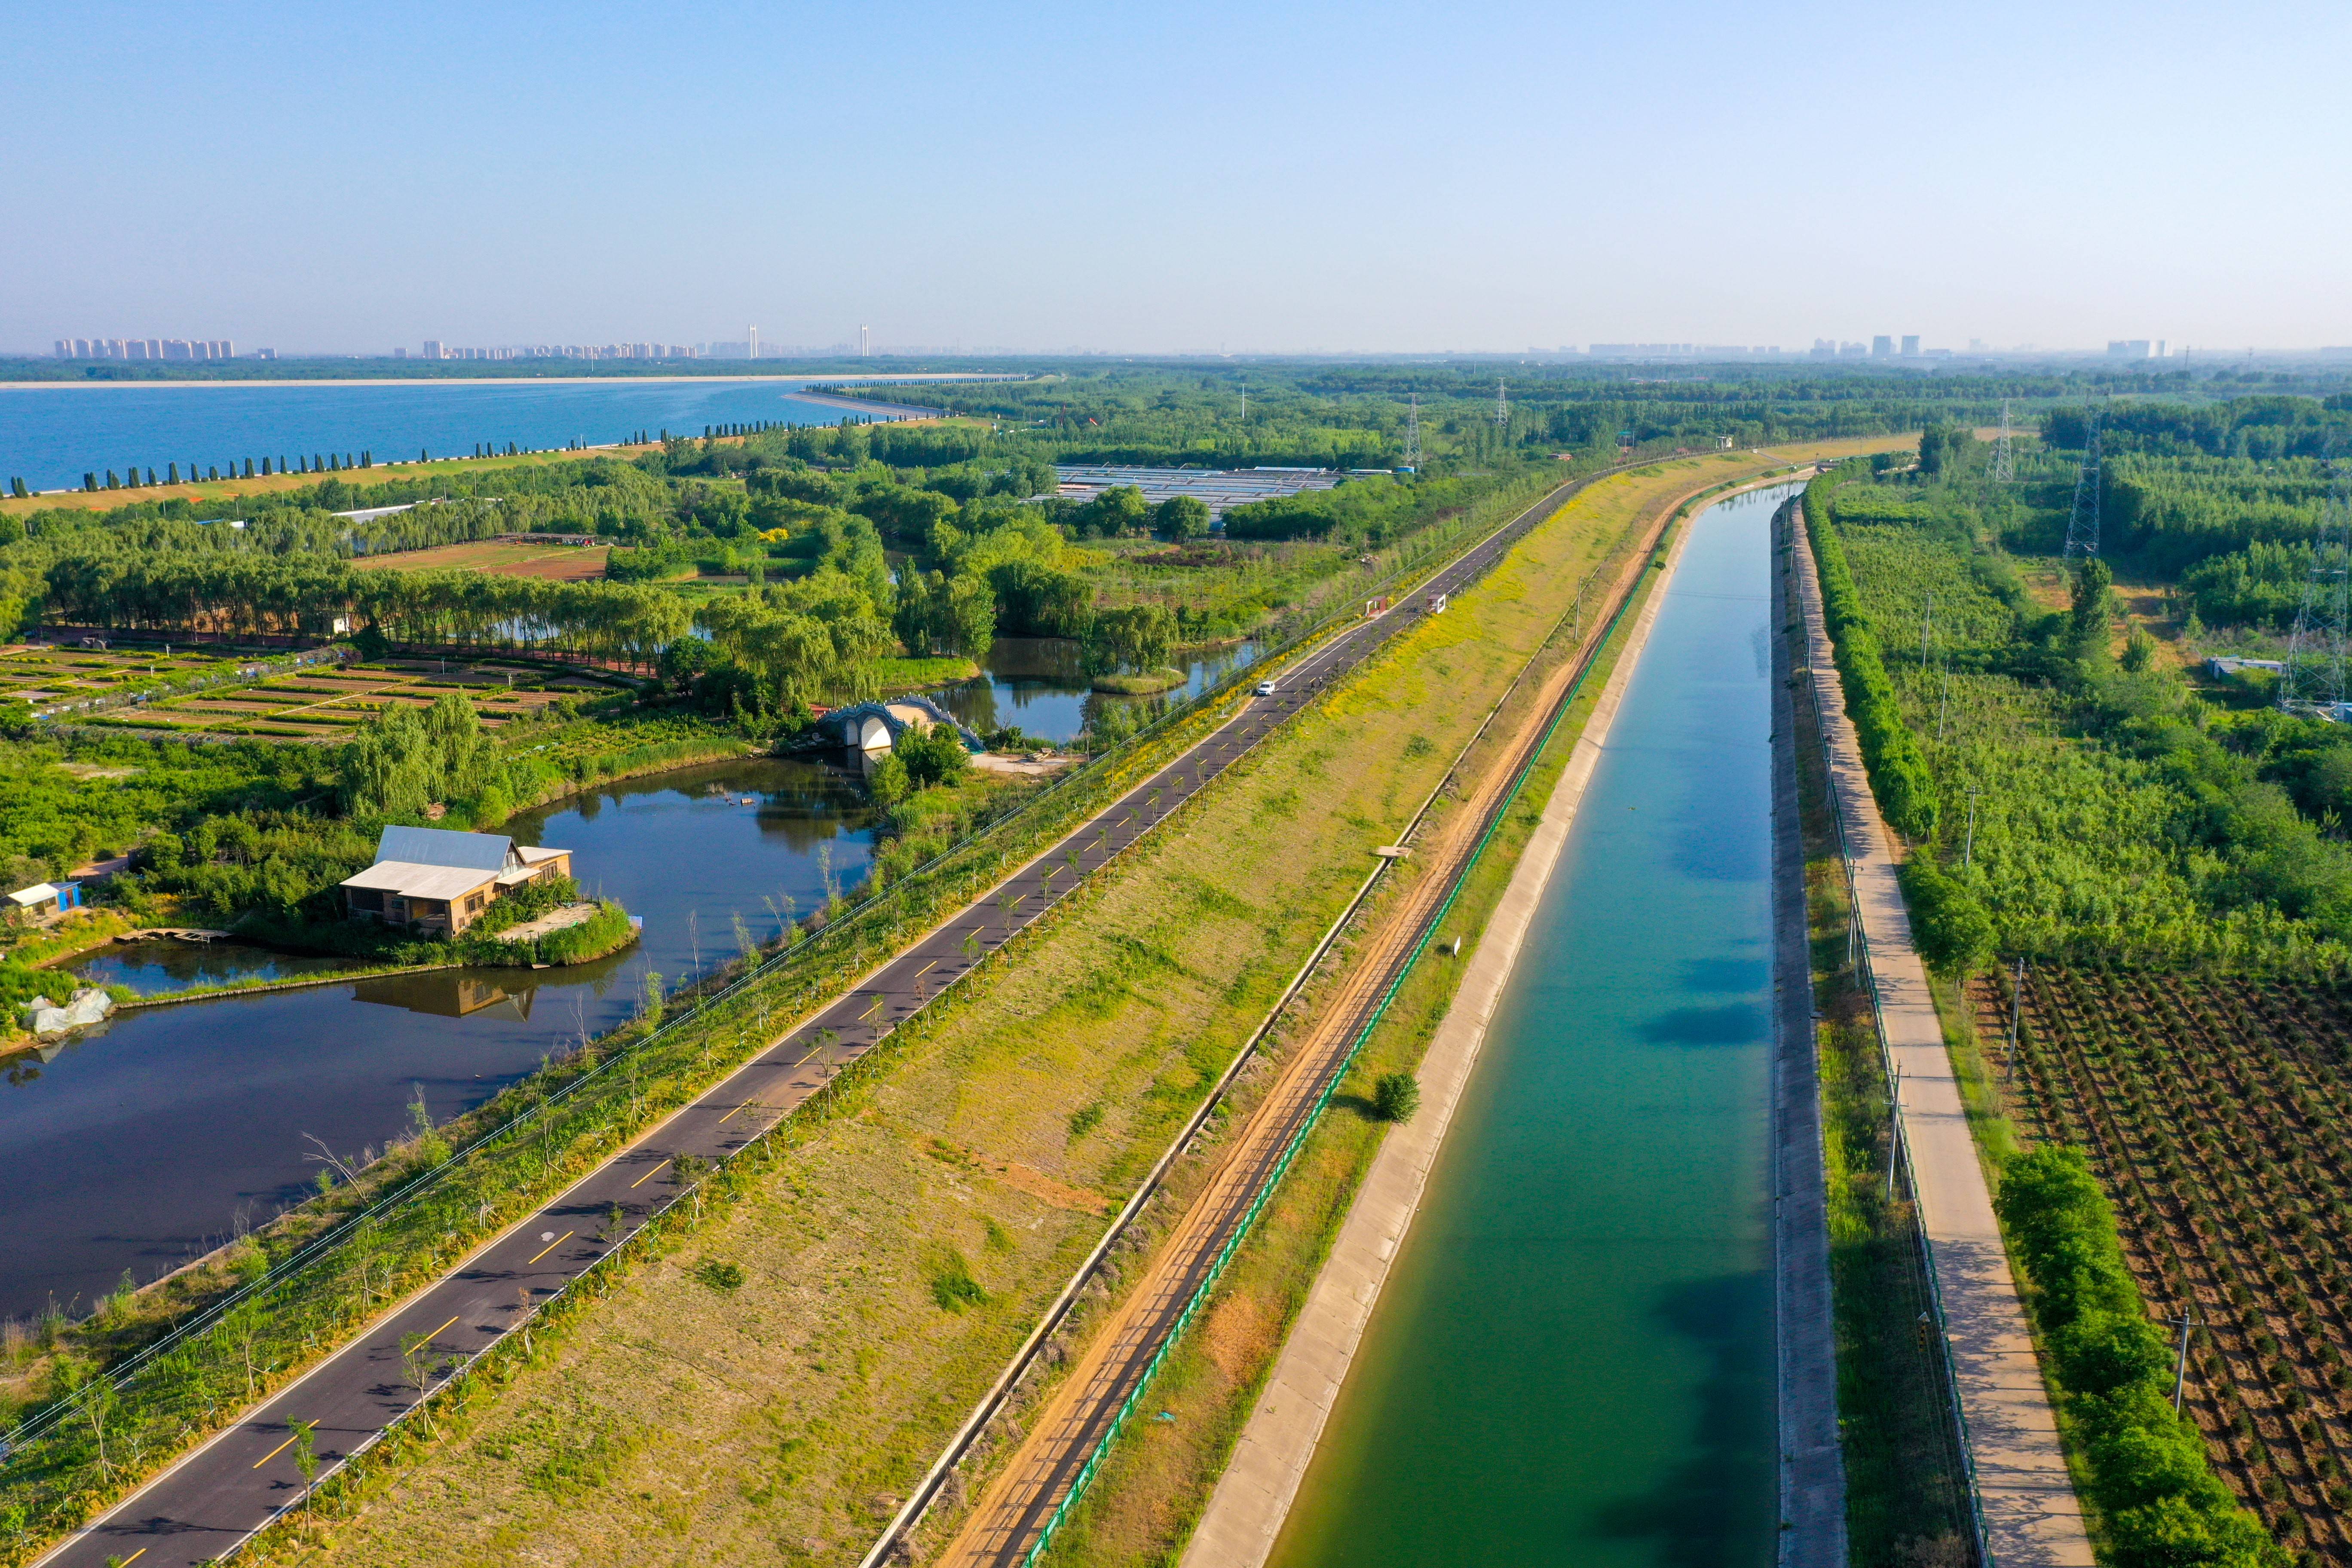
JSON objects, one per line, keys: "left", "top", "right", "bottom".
{"left": 40, "top": 477, "right": 1593, "bottom": 1568}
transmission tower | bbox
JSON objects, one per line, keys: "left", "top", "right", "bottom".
{"left": 1401, "top": 394, "right": 1422, "bottom": 467}
{"left": 1991, "top": 398, "right": 2015, "bottom": 484}
{"left": 2282, "top": 466, "right": 2352, "bottom": 714}
{"left": 2061, "top": 409, "right": 2104, "bottom": 561}
{"left": 1494, "top": 378, "right": 1509, "bottom": 428}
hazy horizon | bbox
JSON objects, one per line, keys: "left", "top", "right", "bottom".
{"left": 5, "top": 0, "right": 2346, "bottom": 357}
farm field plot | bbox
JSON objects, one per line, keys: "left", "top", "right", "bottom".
{"left": 0, "top": 642, "right": 329, "bottom": 714}
{"left": 1979, "top": 964, "right": 2352, "bottom": 1558}
{"left": 92, "top": 658, "right": 627, "bottom": 741}
{"left": 349, "top": 537, "right": 611, "bottom": 580}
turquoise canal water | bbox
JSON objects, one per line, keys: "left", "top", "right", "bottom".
{"left": 1268, "top": 483, "right": 1794, "bottom": 1568}
{"left": 0, "top": 377, "right": 922, "bottom": 493}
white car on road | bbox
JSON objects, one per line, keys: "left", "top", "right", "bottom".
{"left": 1254, "top": 680, "right": 1277, "bottom": 696}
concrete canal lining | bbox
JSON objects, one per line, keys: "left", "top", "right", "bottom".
{"left": 1185, "top": 478, "right": 1832, "bottom": 1568}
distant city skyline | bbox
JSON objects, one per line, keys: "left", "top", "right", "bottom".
{"left": 5, "top": 0, "right": 2346, "bottom": 357}
{"left": 21, "top": 335, "right": 2306, "bottom": 364}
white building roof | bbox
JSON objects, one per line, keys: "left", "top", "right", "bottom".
{"left": 339, "top": 861, "right": 498, "bottom": 902}
{"left": 6, "top": 883, "right": 60, "bottom": 908}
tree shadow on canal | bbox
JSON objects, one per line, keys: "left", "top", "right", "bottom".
{"left": 1590, "top": 1268, "right": 1777, "bottom": 1568}
{"left": 1638, "top": 1000, "right": 1769, "bottom": 1048}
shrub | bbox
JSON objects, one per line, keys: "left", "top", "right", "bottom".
{"left": 1994, "top": 1146, "right": 2268, "bottom": 1567}
{"left": 1806, "top": 462, "right": 1939, "bottom": 839}
{"left": 1370, "top": 1072, "right": 1421, "bottom": 1124}
{"left": 1897, "top": 857, "right": 1994, "bottom": 974}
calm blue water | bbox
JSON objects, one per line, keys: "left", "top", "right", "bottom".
{"left": 3, "top": 756, "right": 873, "bottom": 1321}
{"left": 0, "top": 379, "right": 920, "bottom": 493}
{"left": 929, "top": 637, "right": 1263, "bottom": 743}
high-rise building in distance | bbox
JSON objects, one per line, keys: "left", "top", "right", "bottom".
{"left": 55, "top": 337, "right": 232, "bottom": 359}
{"left": 1901, "top": 334, "right": 1920, "bottom": 356}
{"left": 1871, "top": 335, "right": 1894, "bottom": 357}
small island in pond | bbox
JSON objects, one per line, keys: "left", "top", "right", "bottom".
{"left": 339, "top": 825, "right": 631, "bottom": 964}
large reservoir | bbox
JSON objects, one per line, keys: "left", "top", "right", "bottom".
{"left": 0, "top": 377, "right": 923, "bottom": 493}
{"left": 1268, "top": 484, "right": 1790, "bottom": 1568}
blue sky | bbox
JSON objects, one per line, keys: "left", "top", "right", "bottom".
{"left": 3, "top": 0, "right": 2345, "bottom": 354}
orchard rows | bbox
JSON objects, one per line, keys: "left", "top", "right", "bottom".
{"left": 1981, "top": 964, "right": 2352, "bottom": 1558}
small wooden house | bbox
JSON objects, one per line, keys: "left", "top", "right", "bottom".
{"left": 338, "top": 826, "right": 571, "bottom": 936}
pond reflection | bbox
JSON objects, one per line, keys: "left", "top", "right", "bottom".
{"left": 928, "top": 637, "right": 1261, "bottom": 742}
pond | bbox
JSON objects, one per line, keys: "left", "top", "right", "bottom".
{"left": 68, "top": 940, "right": 360, "bottom": 996}
{"left": 0, "top": 755, "right": 875, "bottom": 1322}
{"left": 926, "top": 636, "right": 1262, "bottom": 743}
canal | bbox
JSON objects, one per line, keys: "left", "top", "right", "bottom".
{"left": 0, "top": 755, "right": 875, "bottom": 1322}
{"left": 1267, "top": 484, "right": 1792, "bottom": 1568}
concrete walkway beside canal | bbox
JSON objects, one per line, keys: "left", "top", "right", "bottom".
{"left": 1788, "top": 500, "right": 2093, "bottom": 1566}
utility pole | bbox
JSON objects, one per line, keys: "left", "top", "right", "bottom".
{"left": 1887, "top": 1061, "right": 1904, "bottom": 1203}
{"left": 2282, "top": 463, "right": 2352, "bottom": 714}
{"left": 2170, "top": 1310, "right": 2205, "bottom": 1411}
{"left": 2006, "top": 956, "right": 2026, "bottom": 1070}
{"left": 2063, "top": 409, "right": 2105, "bottom": 561}
{"left": 1963, "top": 786, "right": 1980, "bottom": 869}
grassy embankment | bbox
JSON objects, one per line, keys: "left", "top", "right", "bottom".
{"left": 0, "top": 420, "right": 972, "bottom": 519}
{"left": 0, "top": 448, "right": 653, "bottom": 518}
{"left": 236, "top": 454, "right": 1785, "bottom": 1568}
{"left": 1018, "top": 461, "right": 1860, "bottom": 1568}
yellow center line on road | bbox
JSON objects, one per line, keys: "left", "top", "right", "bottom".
{"left": 629, "top": 1158, "right": 671, "bottom": 1188}
{"left": 116, "top": 1551, "right": 145, "bottom": 1566}
{"left": 526, "top": 1229, "right": 575, "bottom": 1263}
{"left": 252, "top": 1429, "right": 304, "bottom": 1469}
{"left": 913, "top": 959, "right": 937, "bottom": 979}
{"left": 424, "top": 1314, "right": 459, "bottom": 1342}
{"left": 718, "top": 1100, "right": 755, "bottom": 1124}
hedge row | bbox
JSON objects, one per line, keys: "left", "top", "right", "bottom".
{"left": 1996, "top": 1146, "right": 2273, "bottom": 1568}
{"left": 1804, "top": 461, "right": 1940, "bottom": 839}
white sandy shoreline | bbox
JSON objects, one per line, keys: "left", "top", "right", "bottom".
{"left": 0, "top": 371, "right": 1016, "bottom": 392}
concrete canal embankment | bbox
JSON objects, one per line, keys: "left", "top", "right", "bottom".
{"left": 1192, "top": 479, "right": 1838, "bottom": 1568}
